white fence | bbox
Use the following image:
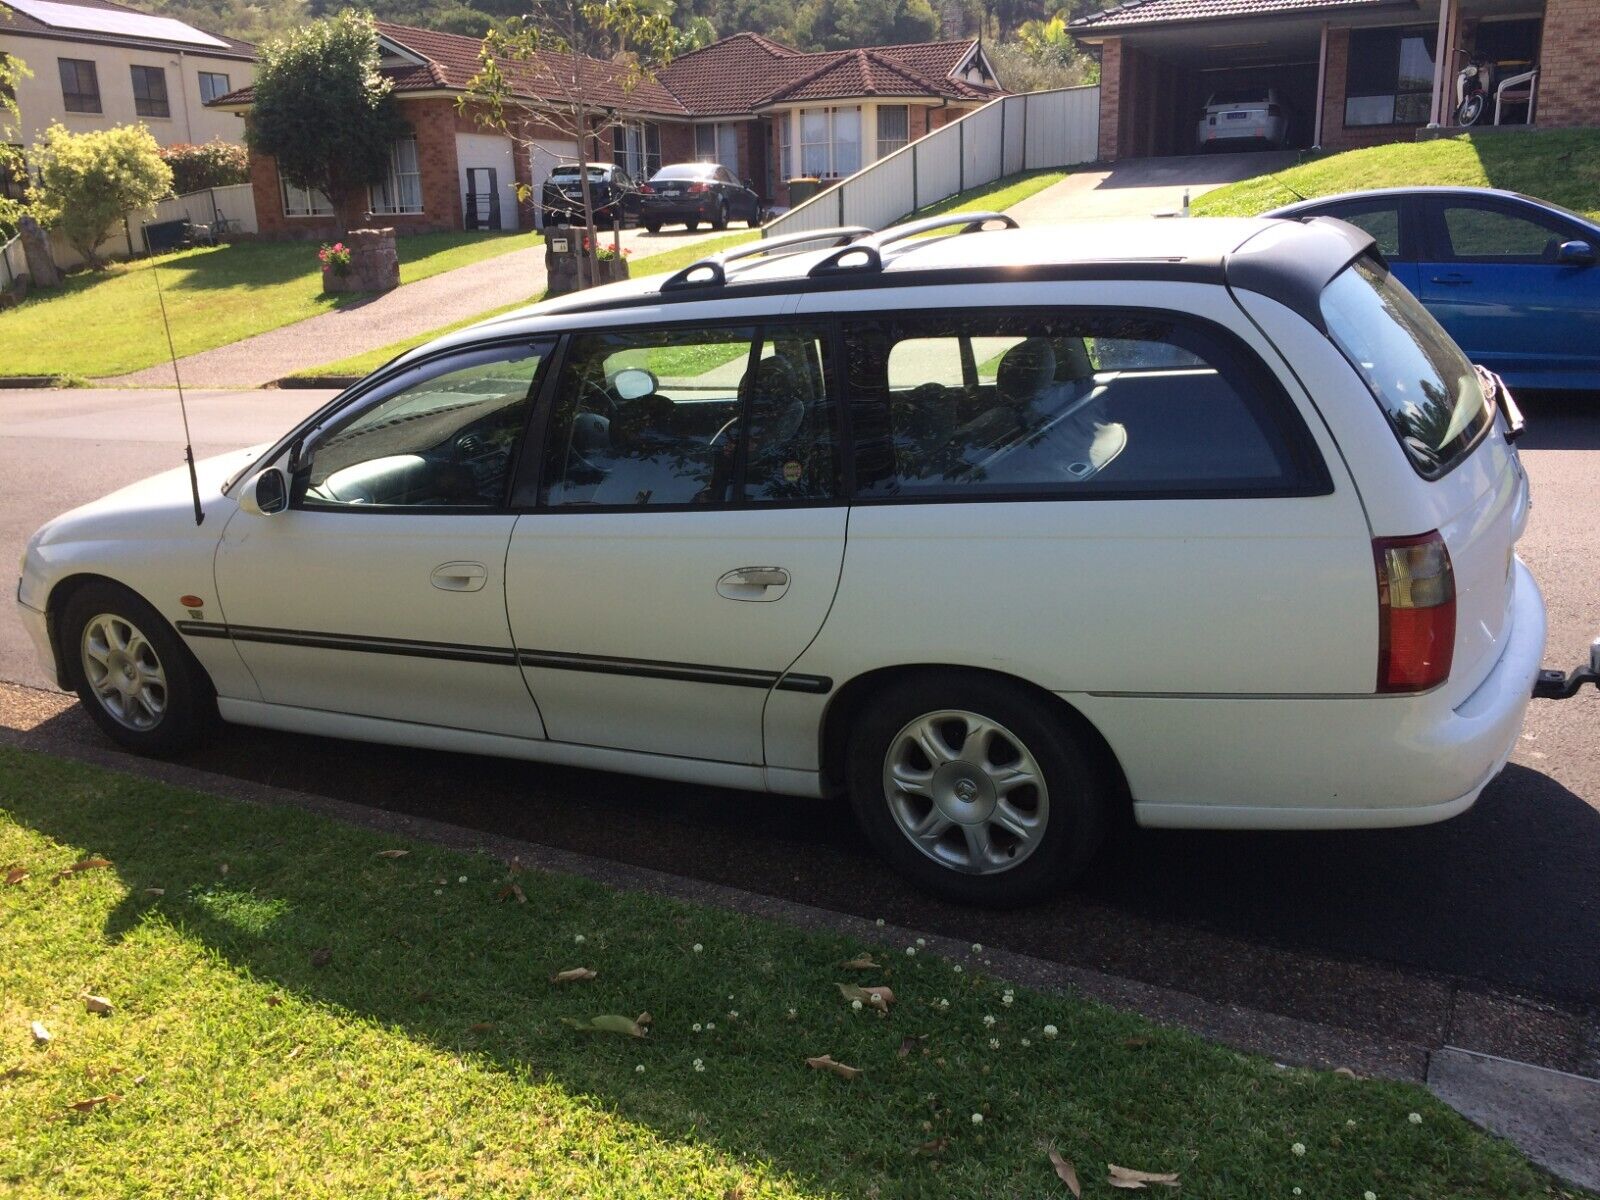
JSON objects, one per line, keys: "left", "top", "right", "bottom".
{"left": 0, "top": 182, "right": 258, "bottom": 284}
{"left": 764, "top": 85, "right": 1100, "bottom": 238}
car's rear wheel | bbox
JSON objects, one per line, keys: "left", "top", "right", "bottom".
{"left": 684, "top": 218, "right": 699, "bottom": 231}
{"left": 747, "top": 205, "right": 764, "bottom": 228}
{"left": 845, "top": 672, "right": 1108, "bottom": 906}
{"left": 62, "top": 581, "right": 214, "bottom": 756}
{"left": 643, "top": 220, "right": 660, "bottom": 234}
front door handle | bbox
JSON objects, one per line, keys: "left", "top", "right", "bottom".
{"left": 717, "top": 566, "right": 790, "bottom": 601}
{"left": 1430, "top": 273, "right": 1472, "bottom": 286}
{"left": 432, "top": 561, "right": 488, "bottom": 592}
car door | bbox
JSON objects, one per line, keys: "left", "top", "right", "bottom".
{"left": 504, "top": 317, "right": 847, "bottom": 765}
{"left": 1305, "top": 195, "right": 1421, "bottom": 293}
{"left": 1416, "top": 193, "right": 1600, "bottom": 387}
{"left": 214, "top": 342, "right": 553, "bottom": 738}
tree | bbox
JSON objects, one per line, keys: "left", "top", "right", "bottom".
{"left": 159, "top": 140, "right": 251, "bottom": 193}
{"left": 246, "top": 11, "right": 407, "bottom": 235}
{"left": 465, "top": 0, "right": 676, "bottom": 286}
{"left": 799, "top": 0, "right": 937, "bottom": 51}
{"left": 1, "top": 41, "right": 31, "bottom": 231}
{"left": 29, "top": 124, "right": 172, "bottom": 267}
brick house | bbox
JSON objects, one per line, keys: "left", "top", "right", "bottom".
{"left": 210, "top": 22, "right": 1001, "bottom": 239}
{"left": 1070, "top": 0, "right": 1593, "bottom": 159}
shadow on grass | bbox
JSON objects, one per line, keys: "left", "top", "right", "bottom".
{"left": 1467, "top": 128, "right": 1600, "bottom": 214}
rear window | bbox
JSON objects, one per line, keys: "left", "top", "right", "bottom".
{"left": 1320, "top": 257, "right": 1491, "bottom": 478}
{"left": 550, "top": 165, "right": 608, "bottom": 178}
{"left": 1207, "top": 89, "right": 1269, "bottom": 106}
{"left": 652, "top": 165, "right": 713, "bottom": 181}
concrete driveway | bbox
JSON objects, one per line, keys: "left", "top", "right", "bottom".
{"left": 1008, "top": 150, "right": 1300, "bottom": 223}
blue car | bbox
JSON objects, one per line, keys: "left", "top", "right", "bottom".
{"left": 1269, "top": 187, "right": 1600, "bottom": 392}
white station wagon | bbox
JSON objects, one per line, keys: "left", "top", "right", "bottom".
{"left": 18, "top": 213, "right": 1595, "bottom": 905}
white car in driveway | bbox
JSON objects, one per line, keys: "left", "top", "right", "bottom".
{"left": 17, "top": 213, "right": 1582, "bottom": 906}
{"left": 1198, "top": 87, "right": 1291, "bottom": 151}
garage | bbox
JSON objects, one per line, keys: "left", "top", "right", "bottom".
{"left": 528, "top": 138, "right": 580, "bottom": 230}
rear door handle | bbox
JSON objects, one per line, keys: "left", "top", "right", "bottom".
{"left": 432, "top": 561, "right": 487, "bottom": 592}
{"left": 1430, "top": 273, "right": 1472, "bottom": 286}
{"left": 717, "top": 566, "right": 790, "bottom": 601}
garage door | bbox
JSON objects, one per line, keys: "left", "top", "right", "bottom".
{"left": 455, "top": 132, "right": 519, "bottom": 231}
{"left": 530, "top": 139, "right": 579, "bottom": 229}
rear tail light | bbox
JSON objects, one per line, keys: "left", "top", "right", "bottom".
{"left": 1374, "top": 531, "right": 1455, "bottom": 693}
{"left": 687, "top": 181, "right": 709, "bottom": 193}
{"left": 637, "top": 182, "right": 654, "bottom": 193}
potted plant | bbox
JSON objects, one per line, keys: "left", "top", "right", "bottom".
{"left": 584, "top": 237, "right": 631, "bottom": 285}
{"left": 318, "top": 241, "right": 353, "bottom": 292}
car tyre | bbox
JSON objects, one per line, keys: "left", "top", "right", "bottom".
{"left": 844, "top": 671, "right": 1108, "bottom": 907}
{"left": 684, "top": 219, "right": 699, "bottom": 231}
{"left": 711, "top": 201, "right": 728, "bottom": 231}
{"left": 62, "top": 580, "right": 215, "bottom": 757}
{"left": 643, "top": 220, "right": 661, "bottom": 234}
{"left": 747, "top": 205, "right": 764, "bottom": 228}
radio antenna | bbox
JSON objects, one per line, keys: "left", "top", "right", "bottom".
{"left": 150, "top": 258, "right": 204, "bottom": 526}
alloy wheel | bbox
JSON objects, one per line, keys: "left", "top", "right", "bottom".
{"left": 80, "top": 612, "right": 168, "bottom": 731}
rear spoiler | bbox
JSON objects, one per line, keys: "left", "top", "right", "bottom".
{"left": 1225, "top": 216, "right": 1379, "bottom": 333}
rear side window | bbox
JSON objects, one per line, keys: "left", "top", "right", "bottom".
{"left": 842, "top": 310, "right": 1326, "bottom": 500}
{"left": 1320, "top": 257, "right": 1491, "bottom": 478}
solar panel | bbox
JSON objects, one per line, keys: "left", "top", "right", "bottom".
{"left": 0, "top": 0, "right": 231, "bottom": 49}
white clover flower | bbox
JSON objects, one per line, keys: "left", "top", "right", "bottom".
{"left": 970, "top": 1112, "right": 983, "bottom": 1125}
{"left": 433, "top": 889, "right": 442, "bottom": 896}
{"left": 1346, "top": 1119, "right": 1357, "bottom": 1128}
{"left": 1408, "top": 1112, "right": 1422, "bottom": 1125}
{"left": 574, "top": 934, "right": 586, "bottom": 944}
{"left": 905, "top": 946, "right": 917, "bottom": 957}
{"left": 1043, "top": 1024, "right": 1058, "bottom": 1038}
{"left": 458, "top": 875, "right": 468, "bottom": 884}
{"left": 988, "top": 1038, "right": 1000, "bottom": 1050}
{"left": 728, "top": 1010, "right": 738, "bottom": 1019}
{"left": 786, "top": 1007, "right": 797, "bottom": 1018}
{"left": 635, "top": 1064, "right": 645, "bottom": 1074}
{"left": 1365, "top": 1192, "right": 1377, "bottom": 1200}
{"left": 693, "top": 1058, "right": 705, "bottom": 1072}
{"left": 982, "top": 1014, "right": 996, "bottom": 1027}
{"left": 875, "top": 918, "right": 885, "bottom": 927}
{"left": 916, "top": 938, "right": 926, "bottom": 947}
{"left": 1292, "top": 1190, "right": 1302, "bottom": 1197}
{"left": 971, "top": 943, "right": 983, "bottom": 953}
{"left": 692, "top": 943, "right": 704, "bottom": 953}
{"left": 705, "top": 1022, "right": 715, "bottom": 1031}
{"left": 953, "top": 965, "right": 963, "bottom": 974}
{"left": 1291, "top": 1142, "right": 1306, "bottom": 1157}
{"left": 851, "top": 999, "right": 863, "bottom": 1012}
{"left": 1021, "top": 1038, "right": 1031, "bottom": 1047}
{"left": 1002, "top": 993, "right": 1014, "bottom": 1006}
{"left": 692, "top": 1022, "right": 702, "bottom": 1032}
{"left": 938, "top": 998, "right": 950, "bottom": 1010}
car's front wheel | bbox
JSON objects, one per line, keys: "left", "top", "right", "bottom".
{"left": 62, "top": 581, "right": 214, "bottom": 756}
{"left": 711, "top": 201, "right": 728, "bottom": 230}
{"left": 845, "top": 672, "right": 1108, "bottom": 906}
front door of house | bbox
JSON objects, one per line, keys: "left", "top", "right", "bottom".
{"left": 464, "top": 167, "right": 500, "bottom": 231}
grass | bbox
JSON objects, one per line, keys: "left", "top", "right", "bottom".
{"left": 0, "top": 746, "right": 1580, "bottom": 1199}
{"left": 291, "top": 231, "right": 761, "bottom": 381}
{"left": 0, "top": 230, "right": 542, "bottom": 380}
{"left": 1192, "top": 129, "right": 1600, "bottom": 219}
{"left": 910, "top": 167, "right": 1069, "bottom": 222}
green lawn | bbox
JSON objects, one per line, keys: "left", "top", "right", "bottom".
{"left": 0, "top": 746, "right": 1578, "bottom": 1199}
{"left": 910, "top": 167, "right": 1068, "bottom": 222}
{"left": 0, "top": 230, "right": 542, "bottom": 380}
{"left": 1193, "top": 129, "right": 1600, "bottom": 219}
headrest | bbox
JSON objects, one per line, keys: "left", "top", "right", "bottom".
{"left": 997, "top": 337, "right": 1056, "bottom": 405}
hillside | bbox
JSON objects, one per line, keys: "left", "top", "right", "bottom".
{"left": 1192, "top": 130, "right": 1600, "bottom": 221}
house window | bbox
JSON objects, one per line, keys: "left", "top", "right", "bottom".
{"left": 800, "top": 106, "right": 861, "bottom": 178}
{"left": 197, "top": 71, "right": 230, "bottom": 104}
{"left": 877, "top": 105, "right": 909, "bottom": 159}
{"left": 612, "top": 121, "right": 660, "bottom": 178}
{"left": 1344, "top": 27, "right": 1436, "bottom": 126}
{"left": 130, "top": 65, "right": 170, "bottom": 119}
{"left": 58, "top": 58, "right": 101, "bottom": 114}
{"left": 694, "top": 122, "right": 739, "bottom": 173}
{"left": 775, "top": 111, "right": 791, "bottom": 184}
{"left": 281, "top": 170, "right": 334, "bottom": 217}
{"left": 369, "top": 136, "right": 422, "bottom": 215}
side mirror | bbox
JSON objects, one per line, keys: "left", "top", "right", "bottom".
{"left": 1557, "top": 239, "right": 1595, "bottom": 266}
{"left": 744, "top": 178, "right": 755, "bottom": 190}
{"left": 239, "top": 467, "right": 288, "bottom": 516}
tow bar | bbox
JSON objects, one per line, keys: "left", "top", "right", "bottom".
{"left": 1532, "top": 638, "right": 1600, "bottom": 699}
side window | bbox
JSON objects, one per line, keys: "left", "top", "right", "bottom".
{"left": 844, "top": 311, "right": 1324, "bottom": 499}
{"left": 1438, "top": 201, "right": 1575, "bottom": 262}
{"left": 300, "top": 345, "right": 547, "bottom": 509}
{"left": 540, "top": 324, "right": 838, "bottom": 509}
{"left": 1324, "top": 200, "right": 1405, "bottom": 259}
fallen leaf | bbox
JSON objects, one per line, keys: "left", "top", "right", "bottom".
{"left": 82, "top": 995, "right": 113, "bottom": 1016}
{"left": 835, "top": 982, "right": 895, "bottom": 1011}
{"left": 374, "top": 849, "right": 410, "bottom": 859}
{"left": 67, "top": 1094, "right": 120, "bottom": 1113}
{"left": 264, "top": 995, "right": 283, "bottom": 1007}
{"left": 839, "top": 955, "right": 881, "bottom": 970}
{"left": 635, "top": 1011, "right": 653, "bottom": 1028}
{"left": 550, "top": 967, "right": 596, "bottom": 984}
{"left": 142, "top": 887, "right": 165, "bottom": 897}
{"left": 560, "top": 1014, "right": 648, "bottom": 1038}
{"left": 285, "top": 1045, "right": 304, "bottom": 1061}
{"left": 1124, "top": 1036, "right": 1151, "bottom": 1049}
{"left": 468, "top": 1022, "right": 495, "bottom": 1033}
{"left": 4, "top": 866, "right": 27, "bottom": 886}
{"left": 309, "top": 948, "right": 333, "bottom": 968}
{"left": 30, "top": 1021, "right": 50, "bottom": 1045}
{"left": 805, "top": 1054, "right": 862, "bottom": 1081}
{"left": 1332, "top": 1066, "right": 1359, "bottom": 1079}
{"left": 897, "top": 1034, "right": 927, "bottom": 1058}
{"left": 57, "top": 857, "right": 112, "bottom": 878}
{"left": 1107, "top": 1164, "right": 1180, "bottom": 1190}
{"left": 1049, "top": 1147, "right": 1082, "bottom": 1197}
{"left": 913, "top": 1136, "right": 950, "bottom": 1157}
{"left": 507, "top": 856, "right": 523, "bottom": 876}
{"left": 723, "top": 1188, "right": 745, "bottom": 1200}
{"left": 0, "top": 1065, "right": 32, "bottom": 1081}
{"left": 496, "top": 882, "right": 527, "bottom": 904}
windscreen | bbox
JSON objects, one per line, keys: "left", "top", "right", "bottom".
{"left": 1320, "top": 257, "right": 1492, "bottom": 478}
{"left": 652, "top": 164, "right": 714, "bottom": 181}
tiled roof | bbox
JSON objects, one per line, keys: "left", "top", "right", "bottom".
{"left": 0, "top": 0, "right": 253, "bottom": 56}
{"left": 1070, "top": 0, "right": 1389, "bottom": 29}
{"left": 211, "top": 24, "right": 998, "bottom": 114}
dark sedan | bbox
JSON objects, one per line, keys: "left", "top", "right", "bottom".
{"left": 638, "top": 163, "right": 763, "bottom": 232}
{"left": 1269, "top": 187, "right": 1600, "bottom": 392}
{"left": 541, "top": 163, "right": 642, "bottom": 229}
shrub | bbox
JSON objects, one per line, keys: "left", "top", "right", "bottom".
{"left": 29, "top": 124, "right": 173, "bottom": 267}
{"left": 160, "top": 140, "right": 250, "bottom": 194}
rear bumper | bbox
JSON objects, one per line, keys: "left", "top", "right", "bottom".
{"left": 1074, "top": 558, "right": 1547, "bottom": 830}
{"left": 639, "top": 201, "right": 714, "bottom": 221}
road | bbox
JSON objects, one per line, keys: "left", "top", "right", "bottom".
{"left": 2, "top": 386, "right": 1598, "bottom": 1072}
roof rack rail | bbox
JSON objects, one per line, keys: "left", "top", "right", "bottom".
{"left": 660, "top": 226, "right": 875, "bottom": 292}
{"left": 808, "top": 211, "right": 1019, "bottom": 278}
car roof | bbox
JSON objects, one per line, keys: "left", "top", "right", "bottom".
{"left": 396, "top": 215, "right": 1374, "bottom": 371}
{"left": 1267, "top": 185, "right": 1594, "bottom": 217}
